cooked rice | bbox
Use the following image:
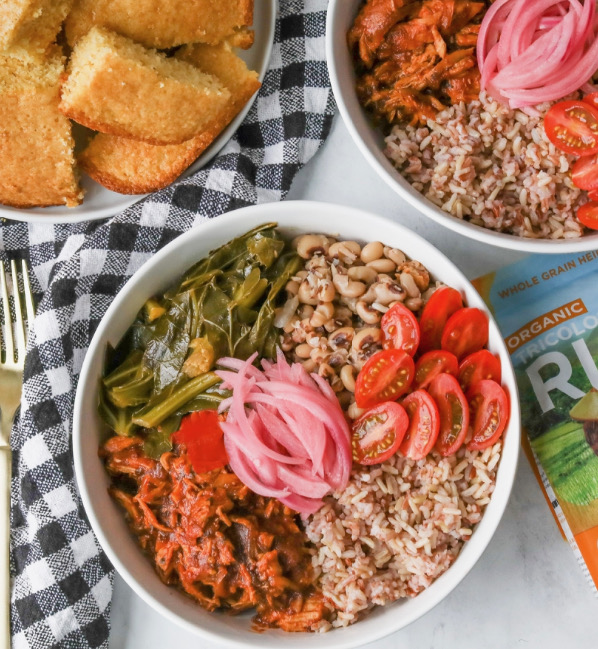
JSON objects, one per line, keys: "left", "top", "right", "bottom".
{"left": 384, "top": 90, "right": 586, "bottom": 239}
{"left": 305, "top": 441, "right": 502, "bottom": 629}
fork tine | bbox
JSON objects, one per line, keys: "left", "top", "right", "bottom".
{"left": 0, "top": 262, "right": 13, "bottom": 365}
{"left": 21, "top": 260, "right": 35, "bottom": 335}
{"left": 10, "top": 260, "right": 26, "bottom": 361}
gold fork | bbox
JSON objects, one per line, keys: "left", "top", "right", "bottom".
{"left": 0, "top": 260, "right": 34, "bottom": 645}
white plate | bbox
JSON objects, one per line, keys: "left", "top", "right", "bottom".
{"left": 326, "top": 0, "right": 598, "bottom": 254}
{"left": 73, "top": 200, "right": 520, "bottom": 649}
{"left": 0, "top": 1, "right": 276, "bottom": 224}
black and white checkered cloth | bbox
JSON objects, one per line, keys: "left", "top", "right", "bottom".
{"left": 1, "top": 2, "right": 335, "bottom": 646}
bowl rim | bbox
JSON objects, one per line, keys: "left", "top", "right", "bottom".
{"left": 73, "top": 200, "right": 521, "bottom": 648}
{"left": 325, "top": 0, "right": 598, "bottom": 254}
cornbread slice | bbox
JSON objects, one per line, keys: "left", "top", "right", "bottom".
{"left": 79, "top": 43, "right": 261, "bottom": 194}
{"left": 59, "top": 27, "right": 231, "bottom": 145}
{"left": 0, "top": 0, "right": 74, "bottom": 53}
{"left": 0, "top": 47, "right": 83, "bottom": 208}
{"left": 225, "top": 27, "right": 255, "bottom": 50}
{"left": 65, "top": 0, "right": 254, "bottom": 50}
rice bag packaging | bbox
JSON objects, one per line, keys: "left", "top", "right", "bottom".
{"left": 473, "top": 251, "right": 598, "bottom": 593}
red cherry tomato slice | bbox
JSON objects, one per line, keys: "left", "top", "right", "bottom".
{"left": 577, "top": 201, "right": 598, "bottom": 230}
{"left": 588, "top": 190, "right": 598, "bottom": 201}
{"left": 381, "top": 302, "right": 420, "bottom": 356}
{"left": 428, "top": 373, "right": 469, "bottom": 456}
{"left": 458, "top": 349, "right": 502, "bottom": 392}
{"left": 572, "top": 155, "right": 598, "bottom": 192}
{"left": 441, "top": 307, "right": 489, "bottom": 360}
{"left": 583, "top": 92, "right": 598, "bottom": 111}
{"left": 399, "top": 390, "right": 440, "bottom": 460}
{"left": 466, "top": 380, "right": 510, "bottom": 451}
{"left": 419, "top": 286, "right": 463, "bottom": 353}
{"left": 414, "top": 350, "right": 459, "bottom": 389}
{"left": 352, "top": 402, "right": 409, "bottom": 465}
{"left": 172, "top": 410, "right": 228, "bottom": 474}
{"left": 544, "top": 100, "right": 598, "bottom": 156}
{"left": 355, "top": 349, "right": 415, "bottom": 409}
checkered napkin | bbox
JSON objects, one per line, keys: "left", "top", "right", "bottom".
{"left": 0, "top": 2, "right": 335, "bottom": 646}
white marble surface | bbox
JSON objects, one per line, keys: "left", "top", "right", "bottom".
{"left": 108, "top": 115, "right": 598, "bottom": 648}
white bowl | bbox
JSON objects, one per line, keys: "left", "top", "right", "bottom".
{"left": 0, "top": 0, "right": 276, "bottom": 224}
{"left": 73, "top": 201, "right": 520, "bottom": 648}
{"left": 326, "top": 0, "right": 598, "bottom": 254}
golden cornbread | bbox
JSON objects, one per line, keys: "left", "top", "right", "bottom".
{"left": 225, "top": 27, "right": 255, "bottom": 50}
{"left": 59, "top": 27, "right": 231, "bottom": 145}
{"left": 65, "top": 0, "right": 254, "bottom": 50}
{"left": 0, "top": 0, "right": 73, "bottom": 53}
{"left": 79, "top": 43, "right": 261, "bottom": 194}
{"left": 0, "top": 47, "right": 83, "bottom": 208}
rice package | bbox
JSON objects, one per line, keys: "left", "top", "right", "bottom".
{"left": 473, "top": 251, "right": 598, "bottom": 593}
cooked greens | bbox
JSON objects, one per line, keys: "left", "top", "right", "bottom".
{"left": 99, "top": 223, "right": 300, "bottom": 455}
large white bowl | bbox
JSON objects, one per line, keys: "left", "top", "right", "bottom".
{"left": 326, "top": 0, "right": 598, "bottom": 254}
{"left": 0, "top": 0, "right": 276, "bottom": 224}
{"left": 73, "top": 201, "right": 520, "bottom": 648}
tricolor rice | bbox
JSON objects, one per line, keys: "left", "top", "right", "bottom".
{"left": 384, "top": 91, "right": 585, "bottom": 239}
{"left": 305, "top": 441, "right": 502, "bottom": 628}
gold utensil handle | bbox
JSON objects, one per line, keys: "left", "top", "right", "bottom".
{"left": 0, "top": 448, "right": 10, "bottom": 646}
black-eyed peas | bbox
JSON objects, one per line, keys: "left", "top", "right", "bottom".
{"left": 331, "top": 267, "right": 367, "bottom": 298}
{"left": 340, "top": 365, "right": 356, "bottom": 392}
{"left": 351, "top": 327, "right": 381, "bottom": 355}
{"left": 366, "top": 258, "right": 396, "bottom": 274}
{"left": 355, "top": 300, "right": 381, "bottom": 324}
{"left": 298, "top": 279, "right": 319, "bottom": 305}
{"left": 384, "top": 246, "right": 406, "bottom": 266}
{"left": 348, "top": 265, "right": 377, "bottom": 284}
{"left": 310, "top": 302, "right": 335, "bottom": 328}
{"left": 280, "top": 236, "right": 436, "bottom": 419}
{"left": 397, "top": 260, "right": 430, "bottom": 291}
{"left": 293, "top": 234, "right": 331, "bottom": 259}
{"left": 399, "top": 272, "right": 420, "bottom": 299}
{"left": 328, "top": 240, "right": 361, "bottom": 264}
{"left": 360, "top": 241, "right": 384, "bottom": 263}
{"left": 329, "top": 327, "right": 354, "bottom": 350}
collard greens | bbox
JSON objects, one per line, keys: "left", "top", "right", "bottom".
{"left": 99, "top": 223, "right": 301, "bottom": 457}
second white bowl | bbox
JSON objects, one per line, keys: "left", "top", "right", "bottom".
{"left": 326, "top": 0, "right": 598, "bottom": 254}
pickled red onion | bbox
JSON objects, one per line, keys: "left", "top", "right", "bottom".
{"left": 215, "top": 350, "right": 351, "bottom": 515}
{"left": 478, "top": 0, "right": 598, "bottom": 108}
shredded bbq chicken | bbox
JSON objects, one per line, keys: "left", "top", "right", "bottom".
{"left": 348, "top": 0, "right": 490, "bottom": 126}
{"left": 101, "top": 435, "right": 330, "bottom": 631}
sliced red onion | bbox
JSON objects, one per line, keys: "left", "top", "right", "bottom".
{"left": 215, "top": 351, "right": 352, "bottom": 514}
{"left": 479, "top": 0, "right": 598, "bottom": 107}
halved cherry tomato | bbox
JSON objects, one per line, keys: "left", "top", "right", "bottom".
{"left": 352, "top": 402, "right": 409, "bottom": 465}
{"left": 419, "top": 286, "right": 463, "bottom": 353}
{"left": 172, "top": 409, "right": 228, "bottom": 474}
{"left": 414, "top": 350, "right": 459, "bottom": 389}
{"left": 355, "top": 349, "right": 415, "bottom": 409}
{"left": 399, "top": 390, "right": 440, "bottom": 460}
{"left": 428, "top": 373, "right": 469, "bottom": 456}
{"left": 583, "top": 92, "right": 598, "bottom": 111}
{"left": 588, "top": 190, "right": 598, "bottom": 201}
{"left": 441, "top": 307, "right": 488, "bottom": 360}
{"left": 466, "top": 380, "right": 509, "bottom": 451}
{"left": 572, "top": 155, "right": 598, "bottom": 192}
{"left": 544, "top": 100, "right": 598, "bottom": 156}
{"left": 381, "top": 302, "right": 420, "bottom": 356}
{"left": 577, "top": 201, "right": 598, "bottom": 230}
{"left": 458, "top": 349, "right": 501, "bottom": 392}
